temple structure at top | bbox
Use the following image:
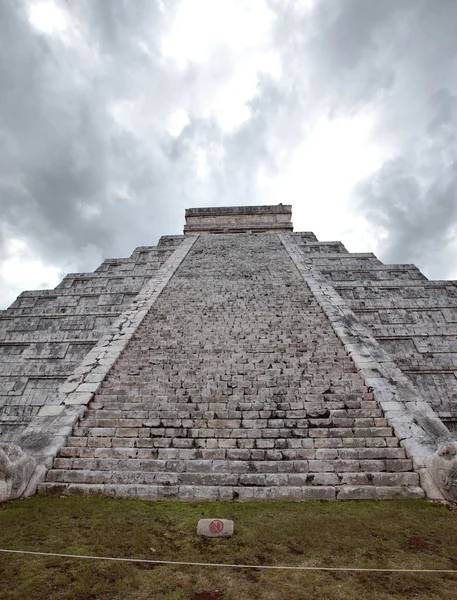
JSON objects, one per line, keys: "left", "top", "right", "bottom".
{"left": 0, "top": 204, "right": 456, "bottom": 503}
{"left": 183, "top": 204, "right": 293, "bottom": 234}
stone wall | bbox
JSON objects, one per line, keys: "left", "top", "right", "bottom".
{"left": 0, "top": 237, "right": 184, "bottom": 442}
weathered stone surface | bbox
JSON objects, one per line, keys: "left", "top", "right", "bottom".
{"left": 427, "top": 442, "right": 457, "bottom": 502}
{"left": 0, "top": 443, "right": 36, "bottom": 502}
{"left": 197, "top": 518, "right": 234, "bottom": 538}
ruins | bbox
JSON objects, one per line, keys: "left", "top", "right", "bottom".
{"left": 0, "top": 205, "right": 456, "bottom": 502}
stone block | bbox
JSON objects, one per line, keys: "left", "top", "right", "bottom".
{"left": 197, "top": 518, "right": 234, "bottom": 538}
{"left": 337, "top": 485, "right": 425, "bottom": 500}
{"left": 302, "top": 486, "right": 336, "bottom": 500}
{"left": 179, "top": 486, "right": 219, "bottom": 501}
{"left": 38, "top": 405, "right": 65, "bottom": 417}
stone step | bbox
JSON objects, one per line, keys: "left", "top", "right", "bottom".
{"left": 51, "top": 456, "right": 413, "bottom": 474}
{"left": 66, "top": 436, "right": 401, "bottom": 451}
{"left": 58, "top": 445, "right": 408, "bottom": 460}
{"left": 38, "top": 482, "right": 425, "bottom": 501}
{"left": 71, "top": 426, "right": 395, "bottom": 439}
{"left": 86, "top": 401, "right": 378, "bottom": 415}
{"left": 109, "top": 362, "right": 354, "bottom": 371}
{"left": 96, "top": 387, "right": 367, "bottom": 398}
{"left": 78, "top": 417, "right": 388, "bottom": 430}
{"left": 100, "top": 370, "right": 364, "bottom": 380}
{"left": 112, "top": 349, "right": 353, "bottom": 357}
{"left": 82, "top": 407, "right": 386, "bottom": 419}
{"left": 44, "top": 467, "right": 419, "bottom": 487}
{"left": 90, "top": 398, "right": 377, "bottom": 409}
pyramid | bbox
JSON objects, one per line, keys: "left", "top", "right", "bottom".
{"left": 1, "top": 206, "right": 455, "bottom": 502}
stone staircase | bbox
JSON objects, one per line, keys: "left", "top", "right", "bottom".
{"left": 40, "top": 234, "right": 423, "bottom": 500}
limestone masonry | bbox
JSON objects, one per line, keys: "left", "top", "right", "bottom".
{"left": 1, "top": 205, "right": 456, "bottom": 502}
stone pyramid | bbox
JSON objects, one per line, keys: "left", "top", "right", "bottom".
{"left": 1, "top": 206, "right": 456, "bottom": 502}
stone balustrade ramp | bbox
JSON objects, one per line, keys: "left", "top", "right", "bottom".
{"left": 40, "top": 234, "right": 423, "bottom": 501}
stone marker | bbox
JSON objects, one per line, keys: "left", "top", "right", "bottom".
{"left": 197, "top": 519, "right": 234, "bottom": 538}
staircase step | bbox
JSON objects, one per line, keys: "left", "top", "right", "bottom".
{"left": 58, "top": 445, "right": 407, "bottom": 460}
{"left": 38, "top": 482, "right": 424, "bottom": 501}
{"left": 46, "top": 467, "right": 418, "bottom": 487}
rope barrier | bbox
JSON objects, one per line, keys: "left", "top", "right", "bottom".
{"left": 0, "top": 548, "right": 456, "bottom": 573}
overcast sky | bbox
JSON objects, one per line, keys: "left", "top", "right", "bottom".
{"left": 1, "top": 0, "right": 456, "bottom": 309}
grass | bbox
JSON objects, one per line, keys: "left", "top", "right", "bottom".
{"left": 0, "top": 497, "right": 456, "bottom": 600}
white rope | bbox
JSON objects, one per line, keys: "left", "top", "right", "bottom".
{"left": 0, "top": 548, "right": 455, "bottom": 573}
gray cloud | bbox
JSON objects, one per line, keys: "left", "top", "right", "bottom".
{"left": 356, "top": 89, "right": 457, "bottom": 278}
{"left": 1, "top": 0, "right": 457, "bottom": 308}
{"left": 0, "top": 1, "right": 190, "bottom": 281}
{"left": 268, "top": 0, "right": 457, "bottom": 276}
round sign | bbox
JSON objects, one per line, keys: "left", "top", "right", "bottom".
{"left": 209, "top": 519, "right": 224, "bottom": 534}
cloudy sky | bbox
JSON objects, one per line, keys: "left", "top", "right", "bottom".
{"left": 1, "top": 0, "right": 456, "bottom": 308}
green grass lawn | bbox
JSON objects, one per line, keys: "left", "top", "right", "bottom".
{"left": 0, "top": 497, "right": 456, "bottom": 600}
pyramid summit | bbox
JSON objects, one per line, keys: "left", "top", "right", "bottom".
{"left": 1, "top": 205, "right": 456, "bottom": 503}
{"left": 183, "top": 204, "right": 293, "bottom": 234}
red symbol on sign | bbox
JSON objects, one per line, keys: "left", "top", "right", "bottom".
{"left": 209, "top": 520, "right": 224, "bottom": 534}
